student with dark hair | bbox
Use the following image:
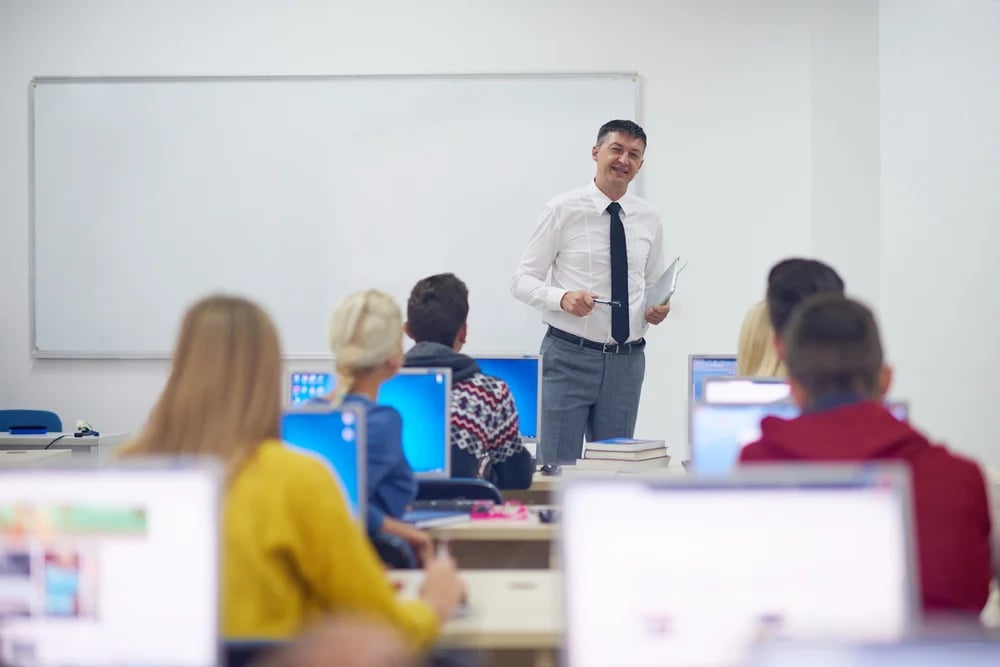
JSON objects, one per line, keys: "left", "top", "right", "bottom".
{"left": 404, "top": 273, "right": 533, "bottom": 489}
{"left": 511, "top": 119, "right": 671, "bottom": 464}
{"left": 740, "top": 294, "right": 994, "bottom": 615}
{"left": 765, "top": 258, "right": 845, "bottom": 339}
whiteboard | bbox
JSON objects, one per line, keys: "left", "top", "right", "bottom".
{"left": 31, "top": 74, "right": 638, "bottom": 358}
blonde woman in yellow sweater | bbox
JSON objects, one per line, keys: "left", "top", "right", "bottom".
{"left": 121, "top": 295, "right": 463, "bottom": 646}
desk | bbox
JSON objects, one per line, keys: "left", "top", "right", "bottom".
{"left": 0, "top": 432, "right": 129, "bottom": 458}
{"left": 428, "top": 512, "right": 557, "bottom": 569}
{"left": 0, "top": 449, "right": 72, "bottom": 466}
{"left": 506, "top": 463, "right": 689, "bottom": 505}
{"left": 394, "top": 570, "right": 560, "bottom": 667}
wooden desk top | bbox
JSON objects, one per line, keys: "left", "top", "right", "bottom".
{"left": 427, "top": 512, "right": 557, "bottom": 542}
{"left": 528, "top": 463, "right": 689, "bottom": 492}
{"left": 393, "top": 570, "right": 561, "bottom": 649}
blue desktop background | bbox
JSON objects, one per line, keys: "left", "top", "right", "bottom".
{"left": 475, "top": 357, "right": 540, "bottom": 439}
{"left": 281, "top": 409, "right": 362, "bottom": 516}
{"left": 289, "top": 370, "right": 449, "bottom": 475}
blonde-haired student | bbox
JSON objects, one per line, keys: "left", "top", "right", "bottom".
{"left": 327, "top": 289, "right": 432, "bottom": 563}
{"left": 737, "top": 300, "right": 784, "bottom": 377}
{"left": 122, "top": 295, "right": 463, "bottom": 644}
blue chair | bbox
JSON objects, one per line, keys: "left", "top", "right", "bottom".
{"left": 0, "top": 409, "right": 62, "bottom": 433}
{"left": 416, "top": 478, "right": 503, "bottom": 504}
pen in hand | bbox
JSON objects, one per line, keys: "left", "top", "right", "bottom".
{"left": 593, "top": 299, "right": 622, "bottom": 307}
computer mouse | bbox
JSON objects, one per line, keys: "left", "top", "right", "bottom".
{"left": 537, "top": 508, "right": 559, "bottom": 524}
{"left": 539, "top": 463, "right": 562, "bottom": 476}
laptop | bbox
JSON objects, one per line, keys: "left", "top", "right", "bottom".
{"left": 281, "top": 404, "right": 366, "bottom": 519}
{"left": 687, "top": 354, "right": 738, "bottom": 443}
{"left": 474, "top": 355, "right": 542, "bottom": 448}
{"left": 690, "top": 400, "right": 910, "bottom": 476}
{"left": 286, "top": 367, "right": 452, "bottom": 478}
{"left": 0, "top": 462, "right": 219, "bottom": 667}
{"left": 561, "top": 465, "right": 919, "bottom": 667}
{"left": 702, "top": 377, "right": 792, "bottom": 404}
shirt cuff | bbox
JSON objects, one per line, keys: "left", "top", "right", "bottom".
{"left": 545, "top": 288, "right": 566, "bottom": 313}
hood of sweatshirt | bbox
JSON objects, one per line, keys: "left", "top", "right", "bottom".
{"left": 403, "top": 341, "right": 480, "bottom": 383}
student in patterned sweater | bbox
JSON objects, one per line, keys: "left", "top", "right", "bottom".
{"left": 404, "top": 273, "right": 533, "bottom": 489}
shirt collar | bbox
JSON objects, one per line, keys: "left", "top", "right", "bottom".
{"left": 588, "top": 180, "right": 629, "bottom": 217}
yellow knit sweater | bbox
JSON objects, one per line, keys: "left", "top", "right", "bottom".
{"left": 223, "top": 440, "right": 438, "bottom": 647}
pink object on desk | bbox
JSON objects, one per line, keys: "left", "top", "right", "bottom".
{"left": 470, "top": 500, "right": 528, "bottom": 521}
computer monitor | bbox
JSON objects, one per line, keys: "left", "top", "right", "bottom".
{"left": 286, "top": 368, "right": 452, "bottom": 478}
{"left": 474, "top": 355, "right": 541, "bottom": 440}
{"left": 703, "top": 377, "right": 791, "bottom": 404}
{"left": 0, "top": 463, "right": 219, "bottom": 667}
{"left": 281, "top": 404, "right": 366, "bottom": 519}
{"left": 691, "top": 401, "right": 911, "bottom": 476}
{"left": 561, "top": 466, "right": 918, "bottom": 667}
{"left": 689, "top": 354, "right": 739, "bottom": 403}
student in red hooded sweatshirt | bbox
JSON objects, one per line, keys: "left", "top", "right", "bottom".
{"left": 740, "top": 293, "right": 993, "bottom": 616}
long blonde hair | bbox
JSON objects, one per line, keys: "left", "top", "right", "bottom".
{"left": 737, "top": 300, "right": 784, "bottom": 377}
{"left": 120, "top": 295, "right": 282, "bottom": 476}
{"left": 328, "top": 290, "right": 403, "bottom": 404}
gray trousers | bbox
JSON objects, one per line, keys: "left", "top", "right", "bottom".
{"left": 538, "top": 332, "right": 646, "bottom": 465}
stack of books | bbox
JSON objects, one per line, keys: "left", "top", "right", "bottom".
{"left": 574, "top": 438, "right": 670, "bottom": 472}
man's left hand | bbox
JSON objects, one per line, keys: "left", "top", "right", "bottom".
{"left": 644, "top": 303, "right": 671, "bottom": 325}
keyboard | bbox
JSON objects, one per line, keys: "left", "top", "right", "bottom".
{"left": 410, "top": 499, "right": 490, "bottom": 511}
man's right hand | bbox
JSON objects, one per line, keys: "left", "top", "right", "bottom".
{"left": 561, "top": 290, "right": 597, "bottom": 317}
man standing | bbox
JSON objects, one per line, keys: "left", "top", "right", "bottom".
{"left": 511, "top": 120, "right": 670, "bottom": 464}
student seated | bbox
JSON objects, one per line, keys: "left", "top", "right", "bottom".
{"left": 120, "top": 295, "right": 463, "bottom": 644}
{"left": 737, "top": 300, "right": 784, "bottom": 377}
{"left": 403, "top": 273, "right": 533, "bottom": 489}
{"left": 739, "top": 294, "right": 993, "bottom": 615}
{"left": 326, "top": 289, "right": 434, "bottom": 563}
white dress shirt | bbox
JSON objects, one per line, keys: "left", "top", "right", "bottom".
{"left": 511, "top": 181, "right": 666, "bottom": 344}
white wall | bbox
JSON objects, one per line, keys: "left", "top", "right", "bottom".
{"left": 879, "top": 0, "right": 1000, "bottom": 466}
{"left": 0, "top": 1, "right": 903, "bottom": 461}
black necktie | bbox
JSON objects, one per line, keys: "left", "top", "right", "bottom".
{"left": 607, "top": 202, "right": 629, "bottom": 344}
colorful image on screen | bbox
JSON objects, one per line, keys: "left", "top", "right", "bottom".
{"left": 281, "top": 410, "right": 362, "bottom": 516}
{"left": 475, "top": 357, "right": 540, "bottom": 439}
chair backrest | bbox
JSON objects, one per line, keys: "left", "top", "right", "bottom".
{"left": 416, "top": 478, "right": 503, "bottom": 503}
{"left": 370, "top": 533, "right": 418, "bottom": 569}
{"left": 223, "top": 640, "right": 285, "bottom": 667}
{"left": 0, "top": 409, "right": 62, "bottom": 432}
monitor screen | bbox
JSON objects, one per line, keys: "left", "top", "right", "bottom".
{"left": 691, "top": 402, "right": 910, "bottom": 475}
{"left": 281, "top": 406, "right": 365, "bottom": 518}
{"left": 474, "top": 356, "right": 541, "bottom": 439}
{"left": 0, "top": 465, "right": 219, "bottom": 667}
{"left": 287, "top": 368, "right": 451, "bottom": 477}
{"left": 690, "top": 356, "right": 738, "bottom": 402}
{"left": 703, "top": 378, "right": 791, "bottom": 404}
{"left": 562, "top": 470, "right": 915, "bottom": 667}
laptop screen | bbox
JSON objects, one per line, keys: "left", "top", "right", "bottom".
{"left": 287, "top": 368, "right": 451, "bottom": 477}
{"left": 0, "top": 465, "right": 219, "bottom": 667}
{"left": 474, "top": 356, "right": 541, "bottom": 439}
{"left": 562, "top": 469, "right": 916, "bottom": 667}
{"left": 690, "top": 355, "right": 738, "bottom": 402}
{"left": 703, "top": 377, "right": 791, "bottom": 404}
{"left": 281, "top": 406, "right": 365, "bottom": 518}
{"left": 691, "top": 401, "right": 910, "bottom": 475}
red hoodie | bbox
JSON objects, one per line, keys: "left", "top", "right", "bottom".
{"left": 740, "top": 400, "right": 992, "bottom": 615}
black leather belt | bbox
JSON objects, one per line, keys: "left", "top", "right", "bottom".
{"left": 547, "top": 327, "right": 646, "bottom": 354}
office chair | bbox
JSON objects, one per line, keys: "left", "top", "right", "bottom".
{"left": 416, "top": 478, "right": 503, "bottom": 503}
{"left": 371, "top": 533, "right": 418, "bottom": 569}
{"left": 0, "top": 409, "right": 63, "bottom": 433}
